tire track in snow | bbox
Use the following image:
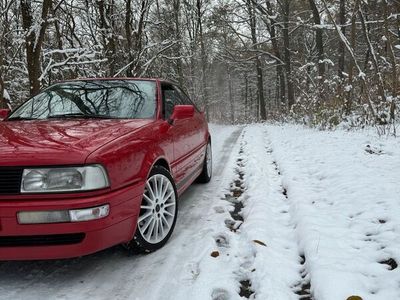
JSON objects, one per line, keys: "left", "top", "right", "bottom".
{"left": 264, "top": 129, "right": 313, "bottom": 300}
{"left": 211, "top": 125, "right": 305, "bottom": 299}
{"left": 223, "top": 134, "right": 255, "bottom": 299}
{"left": 205, "top": 130, "right": 261, "bottom": 300}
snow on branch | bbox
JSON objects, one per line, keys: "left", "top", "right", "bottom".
{"left": 113, "top": 40, "right": 179, "bottom": 77}
{"left": 40, "top": 48, "right": 105, "bottom": 82}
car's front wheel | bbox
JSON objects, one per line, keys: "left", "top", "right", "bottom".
{"left": 130, "top": 165, "right": 178, "bottom": 253}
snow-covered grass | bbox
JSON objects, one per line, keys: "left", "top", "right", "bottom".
{"left": 266, "top": 124, "right": 400, "bottom": 300}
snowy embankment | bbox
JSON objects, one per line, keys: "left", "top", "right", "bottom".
{"left": 266, "top": 124, "right": 400, "bottom": 300}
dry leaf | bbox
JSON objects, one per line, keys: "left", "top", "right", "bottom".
{"left": 253, "top": 240, "right": 267, "bottom": 247}
{"left": 210, "top": 251, "right": 220, "bottom": 258}
{"left": 346, "top": 296, "right": 363, "bottom": 300}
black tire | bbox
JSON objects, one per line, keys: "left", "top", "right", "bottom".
{"left": 197, "top": 141, "right": 212, "bottom": 183}
{"left": 128, "top": 165, "right": 178, "bottom": 253}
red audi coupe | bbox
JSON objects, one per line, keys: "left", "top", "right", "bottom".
{"left": 0, "top": 78, "right": 212, "bottom": 260}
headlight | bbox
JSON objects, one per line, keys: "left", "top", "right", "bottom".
{"left": 21, "top": 165, "right": 109, "bottom": 193}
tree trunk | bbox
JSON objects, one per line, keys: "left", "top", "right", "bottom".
{"left": 244, "top": 72, "right": 248, "bottom": 119}
{"left": 0, "top": 53, "right": 6, "bottom": 109}
{"left": 20, "top": 0, "right": 52, "bottom": 96}
{"left": 345, "top": 0, "right": 360, "bottom": 112}
{"left": 338, "top": 0, "right": 346, "bottom": 78}
{"left": 228, "top": 65, "right": 234, "bottom": 123}
{"left": 173, "top": 0, "right": 184, "bottom": 87}
{"left": 265, "top": 1, "right": 286, "bottom": 110}
{"left": 247, "top": 0, "right": 266, "bottom": 120}
{"left": 125, "top": 0, "right": 133, "bottom": 76}
{"left": 382, "top": 0, "right": 397, "bottom": 121}
{"left": 282, "top": 0, "right": 294, "bottom": 109}
{"left": 197, "top": 0, "right": 209, "bottom": 120}
{"left": 98, "top": 0, "right": 116, "bottom": 76}
{"left": 308, "top": 0, "right": 324, "bottom": 79}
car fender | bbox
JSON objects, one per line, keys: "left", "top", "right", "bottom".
{"left": 141, "top": 146, "right": 172, "bottom": 180}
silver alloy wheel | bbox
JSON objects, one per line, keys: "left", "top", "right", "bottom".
{"left": 206, "top": 143, "right": 212, "bottom": 178}
{"left": 137, "top": 174, "right": 176, "bottom": 244}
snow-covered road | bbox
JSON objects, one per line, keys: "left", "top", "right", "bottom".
{"left": 1, "top": 124, "right": 400, "bottom": 300}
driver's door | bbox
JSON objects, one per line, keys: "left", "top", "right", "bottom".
{"left": 162, "top": 84, "right": 197, "bottom": 187}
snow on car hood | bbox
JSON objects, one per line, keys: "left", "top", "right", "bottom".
{"left": 0, "top": 119, "right": 153, "bottom": 166}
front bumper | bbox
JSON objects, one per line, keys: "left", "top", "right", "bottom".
{"left": 0, "top": 182, "right": 144, "bottom": 260}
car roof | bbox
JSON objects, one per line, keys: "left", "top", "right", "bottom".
{"left": 71, "top": 77, "right": 158, "bottom": 81}
{"left": 58, "top": 77, "right": 176, "bottom": 85}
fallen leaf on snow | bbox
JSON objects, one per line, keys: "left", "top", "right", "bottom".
{"left": 210, "top": 251, "right": 220, "bottom": 258}
{"left": 253, "top": 240, "right": 267, "bottom": 247}
{"left": 346, "top": 296, "right": 363, "bottom": 300}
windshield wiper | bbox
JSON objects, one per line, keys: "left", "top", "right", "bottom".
{"left": 6, "top": 116, "right": 37, "bottom": 121}
{"left": 47, "top": 113, "right": 117, "bottom": 119}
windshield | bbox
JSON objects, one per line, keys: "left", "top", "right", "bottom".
{"left": 8, "top": 80, "right": 157, "bottom": 120}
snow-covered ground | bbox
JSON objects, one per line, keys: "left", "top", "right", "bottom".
{"left": 0, "top": 124, "right": 399, "bottom": 300}
{"left": 266, "top": 124, "right": 400, "bottom": 300}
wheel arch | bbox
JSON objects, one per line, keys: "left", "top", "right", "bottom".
{"left": 144, "top": 155, "right": 172, "bottom": 180}
{"left": 152, "top": 158, "right": 170, "bottom": 172}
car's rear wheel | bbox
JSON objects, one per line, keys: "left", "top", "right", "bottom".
{"left": 130, "top": 165, "right": 178, "bottom": 253}
{"left": 197, "top": 141, "right": 212, "bottom": 183}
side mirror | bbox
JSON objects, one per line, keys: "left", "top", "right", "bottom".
{"left": 0, "top": 109, "right": 10, "bottom": 120}
{"left": 170, "top": 105, "right": 195, "bottom": 121}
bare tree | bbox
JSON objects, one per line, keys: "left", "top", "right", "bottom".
{"left": 245, "top": 0, "right": 266, "bottom": 120}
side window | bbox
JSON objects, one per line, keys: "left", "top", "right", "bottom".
{"left": 162, "top": 84, "right": 182, "bottom": 119}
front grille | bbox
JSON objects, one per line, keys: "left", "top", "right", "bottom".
{"left": 0, "top": 233, "right": 85, "bottom": 247}
{"left": 0, "top": 167, "right": 23, "bottom": 195}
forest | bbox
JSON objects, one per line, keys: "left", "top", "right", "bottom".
{"left": 0, "top": 0, "right": 399, "bottom": 130}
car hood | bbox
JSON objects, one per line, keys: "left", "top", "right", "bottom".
{"left": 0, "top": 119, "right": 153, "bottom": 166}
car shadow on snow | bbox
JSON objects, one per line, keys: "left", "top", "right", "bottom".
{"left": 0, "top": 245, "right": 139, "bottom": 284}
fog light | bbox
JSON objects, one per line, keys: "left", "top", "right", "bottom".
{"left": 17, "top": 204, "right": 110, "bottom": 224}
{"left": 69, "top": 205, "right": 110, "bottom": 222}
